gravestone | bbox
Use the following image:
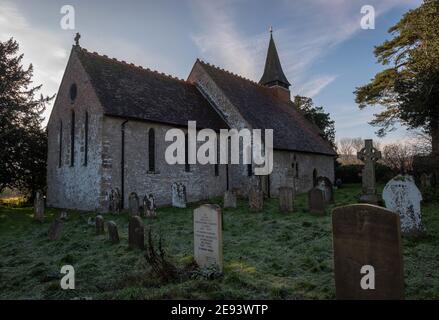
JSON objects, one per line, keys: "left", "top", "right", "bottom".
{"left": 114, "top": 188, "right": 122, "bottom": 213}
{"left": 107, "top": 221, "right": 120, "bottom": 244}
{"left": 248, "top": 190, "right": 264, "bottom": 212}
{"left": 357, "top": 139, "right": 382, "bottom": 204}
{"left": 59, "top": 211, "right": 68, "bottom": 221}
{"left": 420, "top": 173, "right": 432, "bottom": 190}
{"left": 316, "top": 176, "right": 334, "bottom": 203}
{"left": 232, "top": 187, "right": 243, "bottom": 199}
{"left": 308, "top": 188, "right": 326, "bottom": 215}
{"left": 332, "top": 204, "right": 404, "bottom": 300}
{"left": 223, "top": 190, "right": 237, "bottom": 208}
{"left": 128, "top": 192, "right": 140, "bottom": 216}
{"left": 278, "top": 187, "right": 294, "bottom": 213}
{"left": 172, "top": 183, "right": 187, "bottom": 208}
{"left": 48, "top": 219, "right": 64, "bottom": 241}
{"left": 33, "top": 190, "right": 45, "bottom": 222}
{"left": 95, "top": 215, "right": 104, "bottom": 234}
{"left": 143, "top": 194, "right": 157, "bottom": 218}
{"left": 128, "top": 216, "right": 144, "bottom": 249}
{"left": 383, "top": 175, "right": 424, "bottom": 236}
{"left": 193, "top": 204, "right": 223, "bottom": 272}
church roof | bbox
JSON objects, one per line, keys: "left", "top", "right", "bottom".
{"left": 196, "top": 60, "right": 336, "bottom": 156}
{"left": 259, "top": 33, "right": 291, "bottom": 88}
{"left": 74, "top": 47, "right": 228, "bottom": 130}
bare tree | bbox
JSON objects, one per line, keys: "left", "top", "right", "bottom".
{"left": 382, "top": 143, "right": 415, "bottom": 174}
{"left": 338, "top": 138, "right": 354, "bottom": 156}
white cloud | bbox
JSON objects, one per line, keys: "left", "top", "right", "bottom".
{"left": 296, "top": 75, "right": 338, "bottom": 98}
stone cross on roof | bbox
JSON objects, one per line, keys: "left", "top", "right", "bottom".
{"left": 74, "top": 32, "right": 81, "bottom": 46}
{"left": 357, "top": 139, "right": 382, "bottom": 203}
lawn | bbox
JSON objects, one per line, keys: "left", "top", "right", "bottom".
{"left": 0, "top": 184, "right": 438, "bottom": 300}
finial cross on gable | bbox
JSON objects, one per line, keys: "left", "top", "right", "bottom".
{"left": 357, "top": 139, "right": 381, "bottom": 163}
{"left": 74, "top": 32, "right": 81, "bottom": 46}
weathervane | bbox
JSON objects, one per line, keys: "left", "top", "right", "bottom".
{"left": 74, "top": 32, "right": 81, "bottom": 46}
{"left": 269, "top": 26, "right": 273, "bottom": 34}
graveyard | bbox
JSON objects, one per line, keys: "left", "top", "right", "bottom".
{"left": 1, "top": 183, "right": 438, "bottom": 300}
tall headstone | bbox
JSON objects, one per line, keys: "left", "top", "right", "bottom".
{"left": 128, "top": 192, "right": 140, "bottom": 216}
{"left": 107, "top": 221, "right": 120, "bottom": 244}
{"left": 357, "top": 139, "right": 382, "bottom": 205}
{"left": 48, "top": 219, "right": 64, "bottom": 241}
{"left": 316, "top": 176, "right": 334, "bottom": 203}
{"left": 114, "top": 188, "right": 122, "bottom": 213}
{"left": 33, "top": 190, "right": 45, "bottom": 222}
{"left": 308, "top": 188, "right": 325, "bottom": 216}
{"left": 143, "top": 194, "right": 157, "bottom": 218}
{"left": 223, "top": 190, "right": 237, "bottom": 209}
{"left": 193, "top": 204, "right": 223, "bottom": 272}
{"left": 95, "top": 215, "right": 104, "bottom": 234}
{"left": 332, "top": 204, "right": 404, "bottom": 300}
{"left": 128, "top": 216, "right": 144, "bottom": 249}
{"left": 278, "top": 187, "right": 294, "bottom": 213}
{"left": 383, "top": 175, "right": 424, "bottom": 236}
{"left": 172, "top": 183, "right": 187, "bottom": 208}
{"left": 248, "top": 190, "right": 264, "bottom": 212}
{"left": 420, "top": 173, "right": 432, "bottom": 190}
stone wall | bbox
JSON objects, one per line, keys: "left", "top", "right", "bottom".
{"left": 46, "top": 49, "right": 103, "bottom": 210}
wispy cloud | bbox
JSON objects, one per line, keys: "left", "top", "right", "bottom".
{"left": 296, "top": 75, "right": 338, "bottom": 98}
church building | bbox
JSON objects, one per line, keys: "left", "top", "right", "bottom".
{"left": 46, "top": 32, "right": 336, "bottom": 211}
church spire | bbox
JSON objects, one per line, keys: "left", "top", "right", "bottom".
{"left": 259, "top": 28, "right": 290, "bottom": 89}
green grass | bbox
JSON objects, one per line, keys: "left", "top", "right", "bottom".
{"left": 0, "top": 184, "right": 438, "bottom": 300}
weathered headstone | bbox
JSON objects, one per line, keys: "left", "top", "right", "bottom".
{"left": 383, "top": 175, "right": 424, "bottom": 236}
{"left": 223, "top": 190, "right": 237, "bottom": 208}
{"left": 128, "top": 192, "right": 140, "bottom": 216}
{"left": 357, "top": 139, "right": 382, "bottom": 204}
{"left": 308, "top": 188, "right": 326, "bottom": 215}
{"left": 232, "top": 187, "right": 243, "bottom": 199}
{"left": 48, "top": 219, "right": 64, "bottom": 241}
{"left": 316, "top": 176, "right": 334, "bottom": 203}
{"left": 420, "top": 173, "right": 432, "bottom": 190}
{"left": 172, "top": 182, "right": 187, "bottom": 208}
{"left": 59, "top": 211, "right": 68, "bottom": 221}
{"left": 332, "top": 204, "right": 404, "bottom": 300}
{"left": 107, "top": 221, "right": 120, "bottom": 244}
{"left": 33, "top": 190, "right": 45, "bottom": 222}
{"left": 143, "top": 194, "right": 157, "bottom": 218}
{"left": 248, "top": 190, "right": 264, "bottom": 212}
{"left": 193, "top": 204, "right": 223, "bottom": 272}
{"left": 128, "top": 216, "right": 144, "bottom": 249}
{"left": 278, "top": 187, "right": 294, "bottom": 213}
{"left": 95, "top": 215, "right": 104, "bottom": 234}
{"left": 114, "top": 188, "right": 122, "bottom": 213}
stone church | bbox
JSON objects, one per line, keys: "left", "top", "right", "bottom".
{"left": 46, "top": 33, "right": 336, "bottom": 211}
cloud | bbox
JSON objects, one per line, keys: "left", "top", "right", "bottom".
{"left": 296, "top": 75, "right": 338, "bottom": 98}
{"left": 0, "top": 1, "right": 68, "bottom": 126}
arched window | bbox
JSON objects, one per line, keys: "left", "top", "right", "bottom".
{"left": 313, "top": 169, "right": 318, "bottom": 187}
{"left": 247, "top": 164, "right": 252, "bottom": 176}
{"left": 70, "top": 110, "right": 75, "bottom": 166}
{"left": 148, "top": 128, "right": 155, "bottom": 172}
{"left": 214, "top": 137, "right": 219, "bottom": 177}
{"left": 59, "top": 121, "right": 63, "bottom": 167}
{"left": 70, "top": 83, "right": 77, "bottom": 102}
{"left": 84, "top": 112, "right": 89, "bottom": 166}
{"left": 185, "top": 133, "right": 190, "bottom": 172}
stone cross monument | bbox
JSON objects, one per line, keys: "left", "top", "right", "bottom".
{"left": 357, "top": 139, "right": 382, "bottom": 204}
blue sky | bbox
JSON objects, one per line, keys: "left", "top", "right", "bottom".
{"left": 0, "top": 0, "right": 422, "bottom": 144}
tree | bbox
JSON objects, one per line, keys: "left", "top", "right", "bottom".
{"left": 355, "top": 0, "right": 439, "bottom": 158}
{"left": 0, "top": 38, "right": 52, "bottom": 196}
{"left": 382, "top": 142, "right": 415, "bottom": 174}
{"left": 294, "top": 95, "right": 336, "bottom": 148}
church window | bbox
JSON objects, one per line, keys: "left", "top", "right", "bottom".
{"left": 214, "top": 137, "right": 219, "bottom": 176}
{"left": 313, "top": 169, "right": 318, "bottom": 187}
{"left": 185, "top": 133, "right": 190, "bottom": 172}
{"left": 247, "top": 164, "right": 253, "bottom": 176}
{"left": 59, "top": 121, "right": 63, "bottom": 167}
{"left": 70, "top": 83, "right": 77, "bottom": 102}
{"left": 84, "top": 112, "right": 89, "bottom": 166}
{"left": 70, "top": 110, "right": 75, "bottom": 166}
{"left": 148, "top": 128, "right": 156, "bottom": 172}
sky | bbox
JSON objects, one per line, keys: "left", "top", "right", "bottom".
{"left": 0, "top": 0, "right": 423, "bottom": 144}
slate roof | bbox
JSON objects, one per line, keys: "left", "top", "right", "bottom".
{"left": 74, "top": 46, "right": 228, "bottom": 130}
{"left": 259, "top": 34, "right": 291, "bottom": 88}
{"left": 196, "top": 60, "right": 336, "bottom": 156}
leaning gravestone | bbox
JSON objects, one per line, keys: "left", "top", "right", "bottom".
{"left": 48, "top": 218, "right": 64, "bottom": 241}
{"left": 128, "top": 216, "right": 144, "bottom": 249}
{"left": 279, "top": 187, "right": 294, "bottom": 213}
{"left": 383, "top": 175, "right": 424, "bottom": 236}
{"left": 223, "top": 190, "right": 237, "bottom": 208}
{"left": 172, "top": 183, "right": 187, "bottom": 208}
{"left": 143, "top": 194, "right": 157, "bottom": 218}
{"left": 128, "top": 192, "right": 140, "bottom": 216}
{"left": 193, "top": 204, "right": 223, "bottom": 272}
{"left": 332, "top": 204, "right": 404, "bottom": 300}
{"left": 33, "top": 191, "right": 45, "bottom": 222}
{"left": 308, "top": 188, "right": 325, "bottom": 216}
{"left": 107, "top": 221, "right": 120, "bottom": 244}
{"left": 95, "top": 215, "right": 104, "bottom": 234}
{"left": 357, "top": 139, "right": 382, "bottom": 205}
{"left": 316, "top": 176, "right": 334, "bottom": 203}
{"left": 248, "top": 190, "right": 264, "bottom": 212}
